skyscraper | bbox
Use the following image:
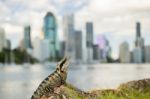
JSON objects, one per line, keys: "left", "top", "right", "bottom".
{"left": 0, "top": 27, "right": 6, "bottom": 52}
{"left": 59, "top": 41, "right": 66, "bottom": 58}
{"left": 144, "top": 46, "right": 150, "bottom": 63}
{"left": 32, "top": 37, "right": 50, "bottom": 62}
{"left": 119, "top": 42, "right": 130, "bottom": 63}
{"left": 93, "top": 44, "right": 100, "bottom": 60}
{"left": 135, "top": 22, "right": 144, "bottom": 47}
{"left": 43, "top": 12, "right": 57, "bottom": 59}
{"left": 33, "top": 37, "right": 42, "bottom": 61}
{"left": 136, "top": 22, "right": 141, "bottom": 38}
{"left": 132, "top": 47, "right": 142, "bottom": 63}
{"left": 5, "top": 40, "right": 11, "bottom": 50}
{"left": 135, "top": 22, "right": 145, "bottom": 62}
{"left": 86, "top": 22, "right": 94, "bottom": 62}
{"left": 24, "top": 25, "right": 32, "bottom": 49}
{"left": 86, "top": 22, "right": 93, "bottom": 47}
{"left": 96, "top": 35, "right": 109, "bottom": 61}
{"left": 63, "top": 14, "right": 75, "bottom": 61}
{"left": 75, "top": 30, "right": 82, "bottom": 61}
{"left": 4, "top": 40, "right": 11, "bottom": 63}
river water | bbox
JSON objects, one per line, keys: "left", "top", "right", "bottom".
{"left": 0, "top": 64, "right": 149, "bottom": 99}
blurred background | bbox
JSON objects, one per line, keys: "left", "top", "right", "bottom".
{"left": 0, "top": 0, "right": 150, "bottom": 99}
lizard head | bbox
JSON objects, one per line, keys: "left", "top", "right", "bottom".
{"left": 56, "top": 56, "right": 69, "bottom": 83}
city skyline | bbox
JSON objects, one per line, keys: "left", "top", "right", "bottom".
{"left": 0, "top": 0, "right": 150, "bottom": 59}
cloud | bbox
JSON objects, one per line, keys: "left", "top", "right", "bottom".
{"left": 75, "top": 0, "right": 150, "bottom": 58}
{"left": 0, "top": 0, "right": 57, "bottom": 48}
{"left": 0, "top": 0, "right": 150, "bottom": 57}
{"left": 0, "top": 23, "right": 23, "bottom": 48}
{"left": 76, "top": 0, "right": 150, "bottom": 37}
{"left": 49, "top": 0, "right": 89, "bottom": 15}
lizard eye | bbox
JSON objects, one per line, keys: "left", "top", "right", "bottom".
{"left": 56, "top": 68, "right": 59, "bottom": 71}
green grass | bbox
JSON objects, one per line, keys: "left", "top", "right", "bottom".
{"left": 55, "top": 79, "right": 150, "bottom": 99}
{"left": 62, "top": 82, "right": 150, "bottom": 99}
{"left": 97, "top": 87, "right": 150, "bottom": 99}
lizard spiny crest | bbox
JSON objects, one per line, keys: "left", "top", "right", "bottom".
{"left": 31, "top": 57, "right": 69, "bottom": 99}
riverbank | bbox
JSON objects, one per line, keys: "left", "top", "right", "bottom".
{"left": 42, "top": 79, "right": 150, "bottom": 99}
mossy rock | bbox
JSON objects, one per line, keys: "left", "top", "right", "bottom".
{"left": 41, "top": 79, "right": 150, "bottom": 99}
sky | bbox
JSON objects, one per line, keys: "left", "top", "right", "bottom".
{"left": 0, "top": 0, "right": 150, "bottom": 59}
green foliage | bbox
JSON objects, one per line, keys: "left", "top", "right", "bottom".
{"left": 98, "top": 89, "right": 150, "bottom": 99}
{"left": 0, "top": 51, "right": 5, "bottom": 63}
{"left": 0, "top": 48, "right": 10, "bottom": 63}
{"left": 12, "top": 48, "right": 38, "bottom": 64}
{"left": 0, "top": 48, "right": 38, "bottom": 64}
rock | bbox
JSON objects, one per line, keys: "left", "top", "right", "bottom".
{"left": 41, "top": 79, "right": 150, "bottom": 99}
{"left": 118, "top": 79, "right": 150, "bottom": 91}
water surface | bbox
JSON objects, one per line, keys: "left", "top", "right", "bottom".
{"left": 0, "top": 64, "right": 149, "bottom": 99}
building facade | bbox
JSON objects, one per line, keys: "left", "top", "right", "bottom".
{"left": 63, "top": 14, "right": 76, "bottom": 62}
{"left": 43, "top": 12, "right": 57, "bottom": 59}
{"left": 75, "top": 30, "right": 82, "bottom": 61}
{"left": 135, "top": 22, "right": 145, "bottom": 62}
{"left": 33, "top": 37, "right": 50, "bottom": 62}
{"left": 93, "top": 44, "right": 100, "bottom": 60}
{"left": 133, "top": 47, "right": 142, "bottom": 63}
{"left": 96, "top": 35, "right": 109, "bottom": 61}
{"left": 144, "top": 46, "right": 150, "bottom": 63}
{"left": 86, "top": 22, "right": 94, "bottom": 62}
{"left": 24, "top": 25, "right": 32, "bottom": 49}
{"left": 32, "top": 37, "right": 42, "bottom": 61}
{"left": 119, "top": 42, "right": 130, "bottom": 63}
{"left": 5, "top": 40, "right": 11, "bottom": 50}
{"left": 0, "top": 27, "right": 6, "bottom": 52}
{"left": 59, "top": 41, "right": 66, "bottom": 58}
